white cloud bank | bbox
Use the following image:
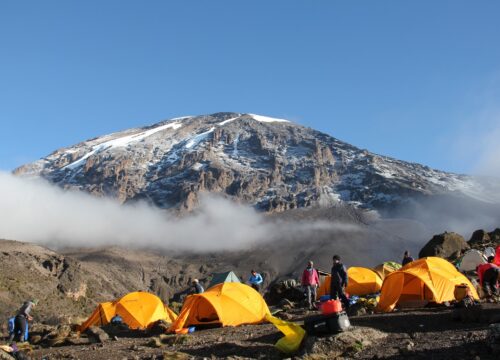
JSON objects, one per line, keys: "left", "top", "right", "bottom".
{"left": 0, "top": 172, "right": 360, "bottom": 252}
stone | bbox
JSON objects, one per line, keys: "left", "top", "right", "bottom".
{"left": 86, "top": 326, "right": 109, "bottom": 343}
{"left": 0, "top": 350, "right": 15, "bottom": 360}
{"left": 419, "top": 232, "right": 469, "bottom": 260}
{"left": 66, "top": 337, "right": 91, "bottom": 346}
{"left": 147, "top": 337, "right": 162, "bottom": 348}
{"left": 451, "top": 305, "right": 482, "bottom": 323}
{"left": 278, "top": 298, "right": 295, "bottom": 309}
{"left": 487, "top": 323, "right": 500, "bottom": 354}
{"left": 468, "top": 230, "right": 491, "bottom": 246}
{"left": 30, "top": 335, "right": 42, "bottom": 345}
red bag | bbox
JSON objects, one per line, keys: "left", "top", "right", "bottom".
{"left": 320, "top": 299, "right": 342, "bottom": 315}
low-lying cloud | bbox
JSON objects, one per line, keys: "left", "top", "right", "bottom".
{"left": 0, "top": 172, "right": 360, "bottom": 252}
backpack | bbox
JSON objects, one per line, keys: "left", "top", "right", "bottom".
{"left": 7, "top": 316, "right": 29, "bottom": 341}
{"left": 8, "top": 317, "right": 15, "bottom": 334}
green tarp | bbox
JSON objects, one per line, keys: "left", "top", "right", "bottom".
{"left": 208, "top": 271, "right": 241, "bottom": 289}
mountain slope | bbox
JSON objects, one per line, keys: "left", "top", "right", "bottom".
{"left": 14, "top": 112, "right": 499, "bottom": 212}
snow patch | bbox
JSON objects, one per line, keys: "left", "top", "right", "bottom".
{"left": 169, "top": 116, "right": 193, "bottom": 121}
{"left": 232, "top": 133, "right": 240, "bottom": 157}
{"left": 191, "top": 162, "right": 204, "bottom": 171}
{"left": 248, "top": 114, "right": 290, "bottom": 123}
{"left": 185, "top": 127, "right": 215, "bottom": 149}
{"left": 218, "top": 117, "right": 240, "bottom": 126}
{"left": 63, "top": 121, "right": 182, "bottom": 170}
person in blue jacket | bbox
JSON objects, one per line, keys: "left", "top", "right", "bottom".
{"left": 248, "top": 270, "right": 264, "bottom": 292}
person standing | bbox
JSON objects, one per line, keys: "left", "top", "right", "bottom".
{"left": 301, "top": 260, "right": 320, "bottom": 309}
{"left": 402, "top": 251, "right": 414, "bottom": 266}
{"left": 191, "top": 279, "right": 204, "bottom": 294}
{"left": 10, "top": 299, "right": 38, "bottom": 342}
{"left": 248, "top": 270, "right": 264, "bottom": 292}
{"left": 330, "top": 255, "right": 349, "bottom": 310}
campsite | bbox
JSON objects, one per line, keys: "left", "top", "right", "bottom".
{"left": 1, "top": 234, "right": 499, "bottom": 359}
{"left": 2, "top": 2, "right": 500, "bottom": 359}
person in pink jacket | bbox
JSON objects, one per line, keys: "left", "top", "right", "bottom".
{"left": 301, "top": 260, "right": 320, "bottom": 309}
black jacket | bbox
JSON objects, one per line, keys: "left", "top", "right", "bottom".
{"left": 330, "top": 263, "right": 348, "bottom": 289}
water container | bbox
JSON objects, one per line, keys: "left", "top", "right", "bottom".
{"left": 454, "top": 284, "right": 469, "bottom": 301}
{"left": 320, "top": 299, "right": 342, "bottom": 315}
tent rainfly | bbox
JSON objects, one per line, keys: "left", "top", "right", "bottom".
{"left": 169, "top": 282, "right": 270, "bottom": 332}
{"left": 207, "top": 271, "right": 241, "bottom": 289}
{"left": 457, "top": 249, "right": 486, "bottom": 272}
{"left": 376, "top": 257, "right": 479, "bottom": 312}
{"left": 318, "top": 267, "right": 383, "bottom": 297}
{"left": 373, "top": 262, "right": 402, "bottom": 280}
{"left": 80, "top": 292, "right": 177, "bottom": 332}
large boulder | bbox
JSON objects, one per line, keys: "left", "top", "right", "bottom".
{"left": 419, "top": 232, "right": 469, "bottom": 260}
{"left": 489, "top": 228, "right": 500, "bottom": 244}
{"left": 468, "top": 229, "right": 491, "bottom": 247}
{"left": 264, "top": 279, "right": 304, "bottom": 306}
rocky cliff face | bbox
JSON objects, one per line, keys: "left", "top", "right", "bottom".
{"left": 14, "top": 112, "right": 498, "bottom": 212}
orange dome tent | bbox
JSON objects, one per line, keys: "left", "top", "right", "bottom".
{"left": 318, "top": 267, "right": 383, "bottom": 297}
{"left": 80, "top": 292, "right": 177, "bottom": 332}
{"left": 169, "top": 282, "right": 270, "bottom": 332}
{"left": 376, "top": 257, "right": 479, "bottom": 312}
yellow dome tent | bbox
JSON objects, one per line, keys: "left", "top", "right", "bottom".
{"left": 169, "top": 282, "right": 270, "bottom": 332}
{"left": 376, "top": 257, "right": 479, "bottom": 312}
{"left": 317, "top": 267, "right": 383, "bottom": 297}
{"left": 373, "top": 262, "right": 401, "bottom": 280}
{"left": 80, "top": 291, "right": 177, "bottom": 332}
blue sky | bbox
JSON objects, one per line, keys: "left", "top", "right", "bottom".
{"left": 1, "top": 1, "right": 500, "bottom": 174}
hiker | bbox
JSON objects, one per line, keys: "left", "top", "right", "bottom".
{"left": 301, "top": 260, "right": 320, "bottom": 309}
{"left": 402, "top": 251, "right": 414, "bottom": 266}
{"left": 478, "top": 256, "right": 499, "bottom": 299}
{"left": 330, "top": 255, "right": 349, "bottom": 310}
{"left": 111, "top": 314, "right": 123, "bottom": 324}
{"left": 9, "top": 299, "right": 38, "bottom": 342}
{"left": 191, "top": 279, "right": 204, "bottom": 294}
{"left": 248, "top": 270, "right": 264, "bottom": 292}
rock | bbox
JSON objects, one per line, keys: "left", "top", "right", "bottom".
{"left": 276, "top": 312, "right": 294, "bottom": 321}
{"left": 148, "top": 319, "right": 171, "bottom": 335}
{"left": 487, "top": 323, "right": 500, "bottom": 354}
{"left": 129, "top": 345, "right": 139, "bottom": 351}
{"left": 278, "top": 298, "right": 295, "bottom": 309}
{"left": 30, "top": 335, "right": 42, "bottom": 345}
{"left": 86, "top": 326, "right": 109, "bottom": 343}
{"left": 489, "top": 228, "right": 500, "bottom": 242}
{"left": 160, "top": 352, "right": 191, "bottom": 360}
{"left": 348, "top": 303, "right": 367, "bottom": 316}
{"left": 0, "top": 350, "right": 15, "bottom": 360}
{"left": 66, "top": 337, "right": 91, "bottom": 346}
{"left": 264, "top": 280, "right": 304, "bottom": 306}
{"left": 469, "top": 230, "right": 491, "bottom": 246}
{"left": 451, "top": 305, "right": 482, "bottom": 323}
{"left": 419, "top": 232, "right": 469, "bottom": 260}
{"left": 147, "top": 337, "right": 162, "bottom": 348}
{"left": 300, "top": 326, "right": 387, "bottom": 358}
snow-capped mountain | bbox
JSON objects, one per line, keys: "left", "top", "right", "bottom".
{"left": 14, "top": 112, "right": 500, "bottom": 212}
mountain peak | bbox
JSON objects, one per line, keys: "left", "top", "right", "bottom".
{"left": 14, "top": 112, "right": 499, "bottom": 212}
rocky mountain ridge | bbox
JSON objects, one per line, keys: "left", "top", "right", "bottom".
{"left": 14, "top": 112, "right": 500, "bottom": 212}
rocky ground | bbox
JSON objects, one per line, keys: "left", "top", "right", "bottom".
{"left": 1, "top": 303, "right": 499, "bottom": 360}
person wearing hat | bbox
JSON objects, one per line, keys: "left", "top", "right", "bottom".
{"left": 10, "top": 299, "right": 38, "bottom": 342}
{"left": 191, "top": 279, "right": 204, "bottom": 294}
{"left": 330, "top": 255, "right": 349, "bottom": 310}
{"left": 301, "top": 260, "right": 320, "bottom": 309}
